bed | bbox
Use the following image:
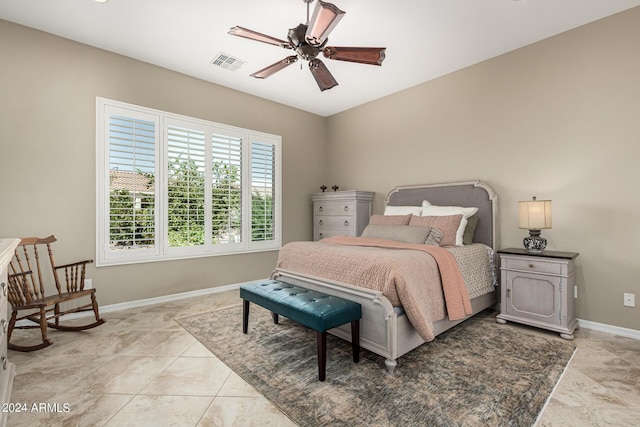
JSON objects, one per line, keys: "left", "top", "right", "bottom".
{"left": 271, "top": 180, "right": 498, "bottom": 373}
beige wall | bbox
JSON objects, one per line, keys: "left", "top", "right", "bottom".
{"left": 0, "top": 20, "right": 326, "bottom": 305}
{"left": 2, "top": 7, "right": 639, "bottom": 331}
{"left": 326, "top": 7, "right": 640, "bottom": 330}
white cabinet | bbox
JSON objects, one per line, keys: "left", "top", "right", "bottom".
{"left": 0, "top": 239, "right": 18, "bottom": 427}
{"left": 496, "top": 248, "right": 579, "bottom": 340}
{"left": 312, "top": 190, "right": 374, "bottom": 241}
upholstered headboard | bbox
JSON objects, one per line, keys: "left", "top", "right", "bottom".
{"left": 385, "top": 180, "right": 498, "bottom": 250}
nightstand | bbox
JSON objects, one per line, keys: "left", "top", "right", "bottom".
{"left": 496, "top": 248, "right": 579, "bottom": 340}
{"left": 311, "top": 190, "right": 374, "bottom": 241}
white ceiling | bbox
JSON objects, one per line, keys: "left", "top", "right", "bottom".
{"left": 2, "top": 0, "right": 639, "bottom": 117}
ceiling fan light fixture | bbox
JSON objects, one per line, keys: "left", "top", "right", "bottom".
{"left": 305, "top": 0, "right": 345, "bottom": 47}
{"left": 228, "top": 0, "right": 385, "bottom": 91}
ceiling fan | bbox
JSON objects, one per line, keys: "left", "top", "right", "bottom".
{"left": 229, "top": 0, "right": 386, "bottom": 91}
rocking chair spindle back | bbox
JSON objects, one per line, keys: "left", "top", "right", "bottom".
{"left": 7, "top": 235, "right": 105, "bottom": 352}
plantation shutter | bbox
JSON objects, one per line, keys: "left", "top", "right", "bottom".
{"left": 98, "top": 98, "right": 281, "bottom": 265}
{"left": 167, "top": 125, "right": 206, "bottom": 247}
{"left": 250, "top": 141, "right": 276, "bottom": 242}
{"left": 211, "top": 132, "right": 243, "bottom": 244}
{"left": 108, "top": 114, "right": 156, "bottom": 250}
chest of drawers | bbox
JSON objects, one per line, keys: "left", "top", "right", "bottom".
{"left": 311, "top": 190, "right": 374, "bottom": 241}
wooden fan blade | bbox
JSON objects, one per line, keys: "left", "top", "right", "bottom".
{"left": 229, "top": 26, "right": 291, "bottom": 49}
{"left": 305, "top": 0, "right": 345, "bottom": 47}
{"left": 323, "top": 46, "right": 386, "bottom": 66}
{"left": 250, "top": 56, "right": 299, "bottom": 79}
{"left": 309, "top": 58, "right": 338, "bottom": 91}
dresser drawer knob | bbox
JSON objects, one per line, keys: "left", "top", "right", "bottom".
{"left": 318, "top": 206, "right": 323, "bottom": 212}
{"left": 529, "top": 264, "right": 535, "bottom": 268}
{"left": 319, "top": 220, "right": 323, "bottom": 225}
{"left": 319, "top": 233, "right": 324, "bottom": 239}
{"left": 344, "top": 205, "right": 349, "bottom": 212}
{"left": 344, "top": 220, "right": 349, "bottom": 226}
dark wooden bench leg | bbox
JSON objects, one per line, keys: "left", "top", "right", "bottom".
{"left": 272, "top": 312, "right": 279, "bottom": 324}
{"left": 317, "top": 331, "right": 327, "bottom": 382}
{"left": 242, "top": 300, "right": 249, "bottom": 334}
{"left": 351, "top": 319, "right": 360, "bottom": 363}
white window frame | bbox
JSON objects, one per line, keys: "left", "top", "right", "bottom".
{"left": 96, "top": 97, "right": 282, "bottom": 266}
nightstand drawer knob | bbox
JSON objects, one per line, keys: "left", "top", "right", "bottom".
{"left": 319, "top": 220, "right": 323, "bottom": 225}
{"left": 318, "top": 206, "right": 323, "bottom": 212}
{"left": 344, "top": 205, "right": 349, "bottom": 212}
{"left": 529, "top": 263, "right": 535, "bottom": 268}
{"left": 344, "top": 220, "right": 349, "bottom": 226}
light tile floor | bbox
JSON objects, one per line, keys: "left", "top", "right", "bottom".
{"left": 6, "top": 289, "right": 640, "bottom": 426}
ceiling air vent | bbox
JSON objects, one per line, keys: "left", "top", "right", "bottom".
{"left": 211, "top": 52, "right": 246, "bottom": 71}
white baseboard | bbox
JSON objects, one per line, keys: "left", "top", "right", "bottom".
{"left": 98, "top": 280, "right": 250, "bottom": 314}
{"left": 15, "top": 279, "right": 262, "bottom": 325}
{"left": 578, "top": 318, "right": 640, "bottom": 340}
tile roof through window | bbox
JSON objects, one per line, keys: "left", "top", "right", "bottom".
{"left": 109, "top": 170, "right": 153, "bottom": 193}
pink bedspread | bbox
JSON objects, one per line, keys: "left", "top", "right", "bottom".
{"left": 276, "top": 236, "right": 473, "bottom": 341}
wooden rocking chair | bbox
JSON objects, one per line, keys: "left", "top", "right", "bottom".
{"left": 6, "top": 235, "right": 105, "bottom": 351}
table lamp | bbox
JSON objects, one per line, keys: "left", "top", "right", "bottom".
{"left": 518, "top": 197, "right": 552, "bottom": 253}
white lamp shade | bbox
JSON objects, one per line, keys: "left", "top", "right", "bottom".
{"left": 518, "top": 199, "right": 552, "bottom": 230}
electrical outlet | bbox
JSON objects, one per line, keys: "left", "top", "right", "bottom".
{"left": 84, "top": 279, "right": 93, "bottom": 289}
{"left": 623, "top": 293, "right": 635, "bottom": 307}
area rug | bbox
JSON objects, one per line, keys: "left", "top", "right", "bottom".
{"left": 177, "top": 304, "right": 575, "bottom": 427}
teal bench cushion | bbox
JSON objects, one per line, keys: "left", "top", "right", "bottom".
{"left": 240, "top": 280, "right": 361, "bottom": 332}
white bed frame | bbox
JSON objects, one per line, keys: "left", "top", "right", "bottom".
{"left": 271, "top": 180, "right": 499, "bottom": 373}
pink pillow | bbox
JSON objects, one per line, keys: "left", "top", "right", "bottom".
{"left": 369, "top": 214, "right": 412, "bottom": 225}
{"left": 409, "top": 215, "right": 463, "bottom": 246}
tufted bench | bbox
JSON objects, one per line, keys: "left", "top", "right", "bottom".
{"left": 240, "top": 280, "right": 361, "bottom": 381}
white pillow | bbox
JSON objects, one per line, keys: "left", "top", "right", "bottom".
{"left": 420, "top": 201, "right": 479, "bottom": 245}
{"left": 384, "top": 205, "right": 422, "bottom": 216}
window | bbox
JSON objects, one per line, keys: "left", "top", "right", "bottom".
{"left": 96, "top": 98, "right": 282, "bottom": 266}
